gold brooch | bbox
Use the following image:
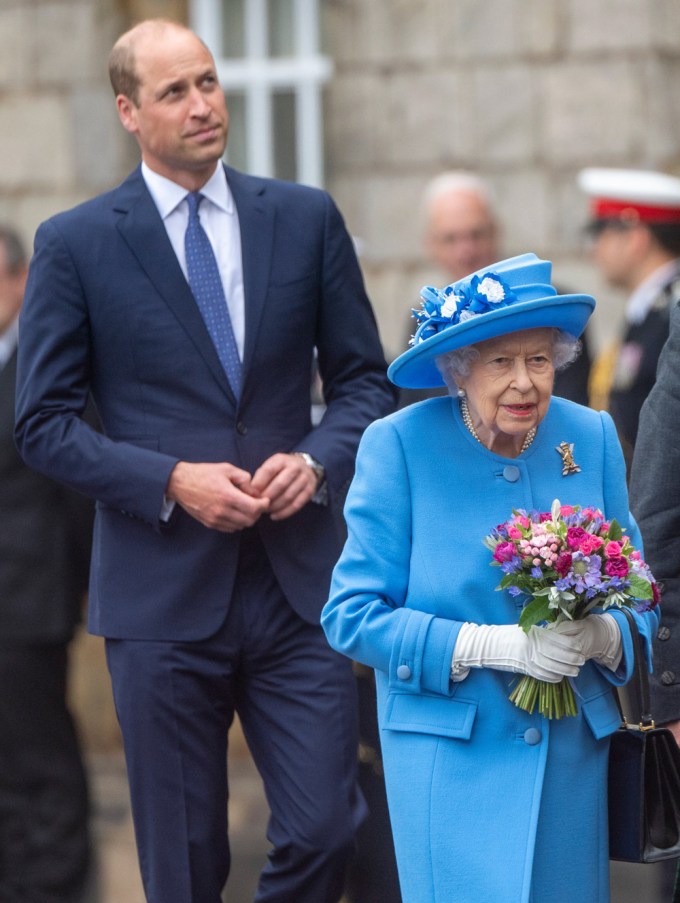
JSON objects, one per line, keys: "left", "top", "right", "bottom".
{"left": 556, "top": 441, "right": 581, "bottom": 476}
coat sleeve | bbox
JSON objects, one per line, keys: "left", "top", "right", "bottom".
{"left": 321, "top": 417, "right": 460, "bottom": 698}
{"left": 14, "top": 218, "right": 178, "bottom": 528}
{"left": 630, "top": 300, "right": 680, "bottom": 723}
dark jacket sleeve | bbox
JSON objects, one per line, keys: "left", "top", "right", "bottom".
{"left": 630, "top": 300, "right": 680, "bottom": 723}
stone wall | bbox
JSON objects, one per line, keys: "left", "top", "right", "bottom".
{"left": 322, "top": 0, "right": 680, "bottom": 357}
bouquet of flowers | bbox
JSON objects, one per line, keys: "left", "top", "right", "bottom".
{"left": 483, "top": 499, "right": 660, "bottom": 719}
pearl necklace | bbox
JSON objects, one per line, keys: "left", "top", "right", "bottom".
{"left": 459, "top": 396, "right": 537, "bottom": 454}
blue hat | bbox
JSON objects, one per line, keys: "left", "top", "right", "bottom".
{"left": 388, "top": 253, "right": 595, "bottom": 389}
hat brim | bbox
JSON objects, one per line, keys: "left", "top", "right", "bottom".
{"left": 388, "top": 293, "right": 595, "bottom": 388}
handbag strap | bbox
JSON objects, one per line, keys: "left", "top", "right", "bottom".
{"left": 619, "top": 607, "right": 654, "bottom": 729}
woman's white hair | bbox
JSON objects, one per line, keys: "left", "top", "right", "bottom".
{"left": 435, "top": 329, "right": 582, "bottom": 391}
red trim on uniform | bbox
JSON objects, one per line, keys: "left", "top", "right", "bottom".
{"left": 592, "top": 198, "right": 680, "bottom": 224}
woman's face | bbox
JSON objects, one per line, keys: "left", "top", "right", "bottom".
{"left": 457, "top": 328, "right": 555, "bottom": 457}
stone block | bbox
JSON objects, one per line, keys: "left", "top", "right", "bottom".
{"left": 433, "top": 0, "right": 522, "bottom": 62}
{"left": 71, "top": 87, "right": 130, "bottom": 191}
{"left": 324, "top": 73, "right": 381, "bottom": 170}
{"left": 540, "top": 60, "right": 642, "bottom": 164}
{"left": 0, "top": 6, "right": 28, "bottom": 89}
{"left": 33, "top": 1, "right": 101, "bottom": 85}
{"left": 0, "top": 94, "right": 74, "bottom": 189}
{"left": 640, "top": 58, "right": 680, "bottom": 165}
{"left": 324, "top": 0, "right": 442, "bottom": 67}
{"left": 472, "top": 65, "right": 538, "bottom": 164}
{"left": 491, "top": 169, "right": 552, "bottom": 256}
{"left": 372, "top": 69, "right": 477, "bottom": 166}
{"left": 567, "top": 0, "right": 654, "bottom": 52}
{"left": 359, "top": 173, "right": 434, "bottom": 263}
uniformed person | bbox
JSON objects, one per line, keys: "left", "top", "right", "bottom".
{"left": 579, "top": 167, "right": 680, "bottom": 473}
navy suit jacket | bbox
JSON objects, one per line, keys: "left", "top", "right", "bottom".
{"left": 15, "top": 165, "right": 395, "bottom": 641}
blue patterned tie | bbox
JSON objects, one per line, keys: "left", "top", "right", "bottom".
{"left": 184, "top": 192, "right": 242, "bottom": 399}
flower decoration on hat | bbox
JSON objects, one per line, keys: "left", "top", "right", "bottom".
{"left": 410, "top": 272, "right": 518, "bottom": 345}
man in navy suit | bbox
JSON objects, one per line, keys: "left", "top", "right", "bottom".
{"left": 15, "top": 18, "right": 395, "bottom": 903}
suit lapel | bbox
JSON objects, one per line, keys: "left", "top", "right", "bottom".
{"left": 113, "top": 168, "right": 236, "bottom": 403}
{"left": 225, "top": 166, "right": 275, "bottom": 378}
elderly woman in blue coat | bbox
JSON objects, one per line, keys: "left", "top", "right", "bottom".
{"left": 322, "top": 253, "right": 658, "bottom": 903}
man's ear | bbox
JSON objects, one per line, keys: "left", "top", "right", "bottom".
{"left": 116, "top": 94, "right": 138, "bottom": 135}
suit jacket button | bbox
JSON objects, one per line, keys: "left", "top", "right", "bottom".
{"left": 503, "top": 465, "right": 520, "bottom": 483}
{"left": 523, "top": 727, "right": 542, "bottom": 745}
{"left": 396, "top": 664, "right": 411, "bottom": 680}
{"left": 236, "top": 421, "right": 248, "bottom": 435}
{"left": 658, "top": 626, "right": 671, "bottom": 641}
{"left": 661, "top": 670, "right": 676, "bottom": 686}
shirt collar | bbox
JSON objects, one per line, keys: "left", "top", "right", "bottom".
{"left": 0, "top": 317, "right": 19, "bottom": 369}
{"left": 141, "top": 162, "right": 234, "bottom": 219}
{"left": 626, "top": 258, "right": 680, "bottom": 325}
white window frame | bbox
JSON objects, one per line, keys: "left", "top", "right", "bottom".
{"left": 191, "top": 0, "right": 332, "bottom": 187}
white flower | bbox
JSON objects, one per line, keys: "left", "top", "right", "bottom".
{"left": 478, "top": 276, "right": 506, "bottom": 304}
{"left": 440, "top": 295, "right": 459, "bottom": 318}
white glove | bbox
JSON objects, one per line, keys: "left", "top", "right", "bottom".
{"left": 451, "top": 622, "right": 585, "bottom": 683}
{"left": 552, "top": 614, "right": 622, "bottom": 671}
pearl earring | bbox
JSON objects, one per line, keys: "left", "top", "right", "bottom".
{"left": 457, "top": 388, "right": 466, "bottom": 398}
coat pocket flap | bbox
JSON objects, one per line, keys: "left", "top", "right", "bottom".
{"left": 383, "top": 692, "right": 477, "bottom": 739}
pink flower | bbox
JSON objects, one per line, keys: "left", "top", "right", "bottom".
{"left": 507, "top": 526, "right": 522, "bottom": 540}
{"left": 516, "top": 516, "right": 530, "bottom": 529}
{"left": 598, "top": 521, "right": 610, "bottom": 535}
{"left": 493, "top": 541, "right": 517, "bottom": 563}
{"left": 630, "top": 550, "right": 641, "bottom": 561}
{"left": 653, "top": 583, "right": 661, "bottom": 605}
{"left": 605, "top": 541, "right": 622, "bottom": 558}
{"left": 555, "top": 552, "right": 573, "bottom": 576}
{"left": 567, "top": 527, "right": 589, "bottom": 550}
{"left": 605, "top": 557, "right": 629, "bottom": 578}
{"left": 539, "top": 512, "right": 552, "bottom": 523}
{"left": 560, "top": 505, "right": 575, "bottom": 516}
{"left": 579, "top": 534, "right": 604, "bottom": 555}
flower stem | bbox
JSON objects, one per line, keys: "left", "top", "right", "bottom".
{"left": 509, "top": 676, "right": 577, "bottom": 719}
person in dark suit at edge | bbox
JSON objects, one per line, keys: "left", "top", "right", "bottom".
{"left": 0, "top": 224, "right": 94, "bottom": 902}
{"left": 15, "top": 19, "right": 396, "bottom": 903}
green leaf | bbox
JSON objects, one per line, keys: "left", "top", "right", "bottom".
{"left": 608, "top": 519, "right": 623, "bottom": 541}
{"left": 518, "top": 597, "right": 553, "bottom": 631}
{"left": 628, "top": 575, "right": 653, "bottom": 600}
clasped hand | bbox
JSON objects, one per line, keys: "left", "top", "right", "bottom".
{"left": 452, "top": 615, "right": 622, "bottom": 683}
{"left": 166, "top": 453, "right": 319, "bottom": 532}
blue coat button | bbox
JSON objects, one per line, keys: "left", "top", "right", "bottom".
{"left": 523, "top": 727, "right": 542, "bottom": 745}
{"left": 396, "top": 664, "right": 412, "bottom": 680}
{"left": 503, "top": 465, "right": 520, "bottom": 482}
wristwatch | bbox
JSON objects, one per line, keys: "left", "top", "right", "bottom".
{"left": 294, "top": 452, "right": 326, "bottom": 488}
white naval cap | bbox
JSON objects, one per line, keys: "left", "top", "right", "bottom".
{"left": 578, "top": 167, "right": 680, "bottom": 224}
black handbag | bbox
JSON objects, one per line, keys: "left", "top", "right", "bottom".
{"left": 608, "top": 607, "right": 680, "bottom": 863}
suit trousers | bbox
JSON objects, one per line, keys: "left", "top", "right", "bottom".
{"left": 0, "top": 644, "right": 90, "bottom": 903}
{"left": 105, "top": 528, "right": 364, "bottom": 903}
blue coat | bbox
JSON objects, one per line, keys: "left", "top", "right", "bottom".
{"left": 322, "top": 395, "right": 659, "bottom": 903}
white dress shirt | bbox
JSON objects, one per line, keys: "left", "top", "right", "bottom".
{"left": 141, "top": 161, "right": 245, "bottom": 358}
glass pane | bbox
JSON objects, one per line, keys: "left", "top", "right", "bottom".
{"left": 224, "top": 91, "right": 247, "bottom": 172}
{"left": 272, "top": 90, "right": 297, "bottom": 182}
{"left": 268, "top": 0, "right": 295, "bottom": 57}
{"left": 221, "top": 0, "right": 245, "bottom": 58}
